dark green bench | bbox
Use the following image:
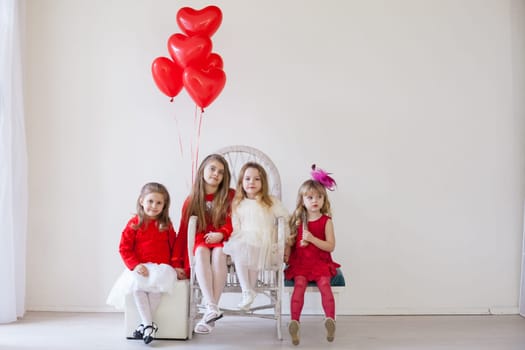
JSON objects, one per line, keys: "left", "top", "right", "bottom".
{"left": 284, "top": 268, "right": 346, "bottom": 287}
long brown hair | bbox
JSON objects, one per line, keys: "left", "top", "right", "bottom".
{"left": 133, "top": 182, "right": 171, "bottom": 231}
{"left": 287, "top": 179, "right": 332, "bottom": 246}
{"left": 186, "top": 154, "right": 232, "bottom": 232}
{"left": 232, "top": 162, "right": 273, "bottom": 210}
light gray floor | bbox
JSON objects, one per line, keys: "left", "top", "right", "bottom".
{"left": 1, "top": 312, "right": 525, "bottom": 350}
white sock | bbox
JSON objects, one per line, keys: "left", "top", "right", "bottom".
{"left": 148, "top": 292, "right": 162, "bottom": 317}
{"left": 133, "top": 290, "right": 152, "bottom": 326}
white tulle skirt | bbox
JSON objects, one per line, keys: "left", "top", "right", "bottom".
{"left": 223, "top": 198, "right": 288, "bottom": 271}
{"left": 224, "top": 230, "right": 275, "bottom": 271}
{"left": 106, "top": 263, "right": 177, "bottom": 310}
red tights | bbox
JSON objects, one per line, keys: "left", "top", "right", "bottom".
{"left": 290, "top": 275, "right": 335, "bottom": 321}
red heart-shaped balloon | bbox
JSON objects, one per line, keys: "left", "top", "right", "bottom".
{"left": 183, "top": 66, "right": 226, "bottom": 109}
{"left": 203, "top": 53, "right": 224, "bottom": 70}
{"left": 168, "top": 33, "right": 212, "bottom": 69}
{"left": 176, "top": 6, "right": 223, "bottom": 37}
{"left": 151, "top": 57, "right": 183, "bottom": 98}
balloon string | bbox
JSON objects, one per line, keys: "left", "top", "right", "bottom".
{"left": 173, "top": 113, "right": 185, "bottom": 160}
{"left": 194, "top": 109, "right": 204, "bottom": 184}
{"left": 173, "top": 110, "right": 190, "bottom": 189}
{"left": 191, "top": 104, "right": 202, "bottom": 184}
{"left": 191, "top": 105, "right": 196, "bottom": 184}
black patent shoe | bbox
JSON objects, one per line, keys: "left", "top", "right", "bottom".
{"left": 143, "top": 323, "right": 158, "bottom": 344}
{"left": 132, "top": 324, "right": 144, "bottom": 339}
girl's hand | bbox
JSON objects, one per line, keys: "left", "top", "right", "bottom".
{"left": 175, "top": 267, "right": 187, "bottom": 280}
{"left": 204, "top": 231, "right": 223, "bottom": 244}
{"left": 284, "top": 246, "right": 291, "bottom": 263}
{"left": 300, "top": 230, "right": 312, "bottom": 247}
{"left": 135, "top": 264, "right": 149, "bottom": 277}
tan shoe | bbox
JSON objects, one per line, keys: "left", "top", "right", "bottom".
{"left": 289, "top": 320, "right": 300, "bottom": 345}
{"left": 325, "top": 317, "right": 336, "bottom": 342}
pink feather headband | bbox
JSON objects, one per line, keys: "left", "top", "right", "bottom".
{"left": 310, "top": 164, "right": 337, "bottom": 191}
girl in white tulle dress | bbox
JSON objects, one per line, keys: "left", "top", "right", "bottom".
{"left": 106, "top": 182, "right": 179, "bottom": 344}
{"left": 223, "top": 162, "right": 289, "bottom": 310}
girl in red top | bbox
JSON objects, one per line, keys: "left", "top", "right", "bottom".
{"left": 172, "top": 154, "right": 234, "bottom": 335}
{"left": 285, "top": 166, "right": 340, "bottom": 346}
{"left": 107, "top": 182, "right": 177, "bottom": 344}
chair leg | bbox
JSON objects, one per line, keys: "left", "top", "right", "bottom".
{"left": 276, "top": 311, "right": 282, "bottom": 340}
{"left": 188, "top": 280, "right": 201, "bottom": 340}
{"left": 274, "top": 289, "right": 282, "bottom": 340}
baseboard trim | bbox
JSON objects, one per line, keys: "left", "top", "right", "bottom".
{"left": 26, "top": 305, "right": 519, "bottom": 316}
{"left": 336, "top": 306, "right": 519, "bottom": 315}
{"left": 26, "top": 306, "right": 120, "bottom": 313}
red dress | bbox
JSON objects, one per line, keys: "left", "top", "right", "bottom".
{"left": 172, "top": 189, "right": 235, "bottom": 276}
{"left": 285, "top": 214, "right": 340, "bottom": 281}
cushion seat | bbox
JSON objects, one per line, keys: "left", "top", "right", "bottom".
{"left": 284, "top": 268, "right": 346, "bottom": 287}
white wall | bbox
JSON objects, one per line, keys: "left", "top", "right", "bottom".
{"left": 23, "top": 0, "right": 525, "bottom": 315}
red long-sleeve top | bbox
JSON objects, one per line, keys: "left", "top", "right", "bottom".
{"left": 172, "top": 189, "right": 235, "bottom": 276}
{"left": 119, "top": 215, "right": 177, "bottom": 271}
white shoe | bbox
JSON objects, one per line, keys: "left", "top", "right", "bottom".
{"left": 238, "top": 290, "right": 256, "bottom": 310}
{"left": 204, "top": 303, "right": 223, "bottom": 324}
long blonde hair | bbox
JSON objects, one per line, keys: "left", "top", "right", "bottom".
{"left": 186, "top": 154, "right": 232, "bottom": 232}
{"left": 133, "top": 182, "right": 171, "bottom": 231}
{"left": 287, "top": 179, "right": 332, "bottom": 246}
{"left": 232, "top": 162, "right": 273, "bottom": 210}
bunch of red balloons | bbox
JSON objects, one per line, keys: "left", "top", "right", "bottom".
{"left": 152, "top": 6, "right": 226, "bottom": 110}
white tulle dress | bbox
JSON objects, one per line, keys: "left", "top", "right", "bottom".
{"left": 223, "top": 196, "right": 289, "bottom": 271}
{"left": 106, "top": 262, "right": 177, "bottom": 310}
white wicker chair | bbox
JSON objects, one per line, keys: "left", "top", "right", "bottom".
{"left": 186, "top": 145, "right": 286, "bottom": 340}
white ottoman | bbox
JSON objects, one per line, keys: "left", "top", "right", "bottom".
{"left": 124, "top": 279, "right": 189, "bottom": 340}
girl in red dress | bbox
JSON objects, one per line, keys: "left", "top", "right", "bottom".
{"left": 285, "top": 166, "right": 340, "bottom": 345}
{"left": 172, "top": 154, "right": 234, "bottom": 334}
{"left": 107, "top": 182, "right": 177, "bottom": 344}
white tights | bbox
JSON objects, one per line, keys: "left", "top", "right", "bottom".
{"left": 133, "top": 290, "right": 161, "bottom": 326}
{"left": 235, "top": 264, "right": 258, "bottom": 293}
{"left": 194, "top": 246, "right": 227, "bottom": 307}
